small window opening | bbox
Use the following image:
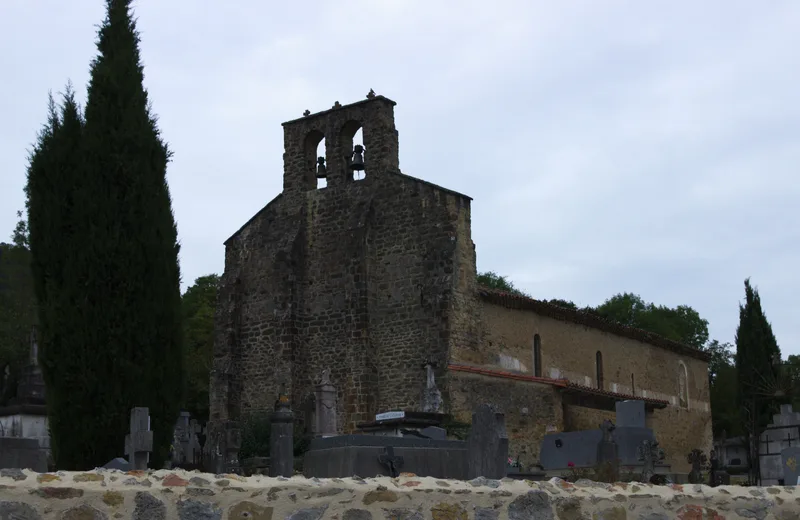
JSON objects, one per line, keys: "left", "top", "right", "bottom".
{"left": 596, "top": 351, "right": 604, "bottom": 390}
{"left": 316, "top": 138, "right": 327, "bottom": 189}
{"left": 533, "top": 334, "right": 542, "bottom": 377}
{"left": 630, "top": 373, "right": 635, "bottom": 395}
{"left": 352, "top": 128, "right": 365, "bottom": 181}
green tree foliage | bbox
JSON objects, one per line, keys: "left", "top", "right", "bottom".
{"left": 28, "top": 0, "right": 183, "bottom": 469}
{"left": 703, "top": 340, "right": 740, "bottom": 438}
{"left": 735, "top": 279, "right": 781, "bottom": 432}
{"left": 0, "top": 239, "right": 36, "bottom": 404}
{"left": 477, "top": 271, "right": 529, "bottom": 296}
{"left": 26, "top": 89, "right": 85, "bottom": 468}
{"left": 11, "top": 211, "right": 29, "bottom": 249}
{"left": 182, "top": 274, "right": 219, "bottom": 422}
{"left": 592, "top": 293, "right": 709, "bottom": 349}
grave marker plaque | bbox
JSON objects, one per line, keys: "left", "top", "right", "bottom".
{"left": 124, "top": 407, "right": 153, "bottom": 470}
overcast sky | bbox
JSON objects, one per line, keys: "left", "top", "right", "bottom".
{"left": 2, "top": 1, "right": 798, "bottom": 355}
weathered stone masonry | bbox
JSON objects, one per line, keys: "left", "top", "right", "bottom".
{"left": 0, "top": 469, "right": 797, "bottom": 520}
{"left": 210, "top": 94, "right": 713, "bottom": 476}
{"left": 210, "top": 96, "right": 479, "bottom": 434}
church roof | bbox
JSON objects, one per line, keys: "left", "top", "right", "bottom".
{"left": 448, "top": 363, "right": 669, "bottom": 408}
{"left": 477, "top": 288, "right": 711, "bottom": 363}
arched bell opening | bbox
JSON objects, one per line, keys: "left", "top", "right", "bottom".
{"left": 303, "top": 130, "right": 326, "bottom": 190}
{"left": 340, "top": 120, "right": 365, "bottom": 181}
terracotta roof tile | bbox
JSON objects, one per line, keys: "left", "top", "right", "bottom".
{"left": 448, "top": 363, "right": 669, "bottom": 408}
{"left": 477, "top": 287, "right": 711, "bottom": 363}
{"left": 562, "top": 381, "right": 669, "bottom": 408}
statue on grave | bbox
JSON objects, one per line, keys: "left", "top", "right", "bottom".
{"left": 600, "top": 419, "right": 616, "bottom": 442}
{"left": 421, "top": 359, "right": 443, "bottom": 414}
{"left": 314, "top": 368, "right": 337, "bottom": 437}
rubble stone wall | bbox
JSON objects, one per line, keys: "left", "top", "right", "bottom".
{"left": 1, "top": 469, "right": 797, "bottom": 520}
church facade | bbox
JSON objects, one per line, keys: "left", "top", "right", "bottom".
{"left": 209, "top": 94, "right": 711, "bottom": 473}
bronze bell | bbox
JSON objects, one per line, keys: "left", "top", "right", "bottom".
{"left": 350, "top": 144, "right": 365, "bottom": 171}
{"left": 316, "top": 156, "right": 327, "bottom": 179}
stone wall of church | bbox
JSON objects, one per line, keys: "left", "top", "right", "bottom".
{"left": 449, "top": 300, "right": 713, "bottom": 473}
{"left": 212, "top": 174, "right": 476, "bottom": 432}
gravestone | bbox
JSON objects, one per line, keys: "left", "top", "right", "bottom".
{"left": 314, "top": 369, "right": 337, "bottom": 437}
{"left": 124, "top": 407, "right": 153, "bottom": 470}
{"left": 637, "top": 439, "right": 664, "bottom": 483}
{"left": 171, "top": 411, "right": 191, "bottom": 464}
{"left": 687, "top": 449, "right": 707, "bottom": 484}
{"left": 224, "top": 421, "right": 242, "bottom": 474}
{"left": 187, "top": 419, "right": 203, "bottom": 465}
{"left": 103, "top": 457, "right": 131, "bottom": 471}
{"left": 421, "top": 360, "right": 443, "bottom": 414}
{"left": 269, "top": 390, "right": 294, "bottom": 477}
{"left": 467, "top": 404, "right": 508, "bottom": 479}
{"left": 707, "top": 449, "right": 730, "bottom": 487}
{"left": 596, "top": 419, "right": 619, "bottom": 481}
{"left": 781, "top": 446, "right": 800, "bottom": 486}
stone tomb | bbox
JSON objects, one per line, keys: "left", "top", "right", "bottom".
{"left": 303, "top": 405, "right": 507, "bottom": 479}
{"left": 759, "top": 404, "right": 800, "bottom": 485}
{"left": 539, "top": 400, "right": 670, "bottom": 475}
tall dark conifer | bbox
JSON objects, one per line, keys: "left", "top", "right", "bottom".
{"left": 735, "top": 278, "right": 781, "bottom": 483}
{"left": 27, "top": 87, "right": 86, "bottom": 467}
{"left": 28, "top": 0, "right": 183, "bottom": 469}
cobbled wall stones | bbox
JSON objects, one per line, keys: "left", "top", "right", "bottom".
{"left": 1, "top": 469, "right": 798, "bottom": 520}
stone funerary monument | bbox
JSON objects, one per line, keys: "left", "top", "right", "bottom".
{"left": 208, "top": 93, "right": 712, "bottom": 474}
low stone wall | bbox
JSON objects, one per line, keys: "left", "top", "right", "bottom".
{"left": 0, "top": 468, "right": 798, "bottom": 519}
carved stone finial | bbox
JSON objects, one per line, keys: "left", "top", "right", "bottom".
{"left": 303, "top": 109, "right": 311, "bottom": 116}
{"left": 367, "top": 89, "right": 376, "bottom": 99}
{"left": 333, "top": 101, "right": 342, "bottom": 109}
{"left": 319, "top": 368, "right": 332, "bottom": 386}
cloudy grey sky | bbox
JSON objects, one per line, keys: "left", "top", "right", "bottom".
{"left": 2, "top": 1, "right": 799, "bottom": 355}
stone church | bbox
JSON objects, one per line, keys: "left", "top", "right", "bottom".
{"left": 209, "top": 94, "right": 711, "bottom": 473}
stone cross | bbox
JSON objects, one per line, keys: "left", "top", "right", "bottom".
{"left": 686, "top": 449, "right": 707, "bottom": 484}
{"left": 125, "top": 407, "right": 153, "bottom": 470}
{"left": 637, "top": 439, "right": 664, "bottom": 483}
{"left": 378, "top": 445, "right": 404, "bottom": 477}
{"left": 467, "top": 404, "right": 509, "bottom": 479}
{"left": 596, "top": 419, "right": 619, "bottom": 481}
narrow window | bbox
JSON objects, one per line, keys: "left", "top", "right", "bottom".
{"left": 533, "top": 334, "right": 542, "bottom": 377}
{"left": 630, "top": 373, "right": 635, "bottom": 395}
{"left": 316, "top": 137, "right": 327, "bottom": 189}
{"left": 678, "top": 362, "right": 689, "bottom": 409}
{"left": 596, "top": 351, "right": 604, "bottom": 390}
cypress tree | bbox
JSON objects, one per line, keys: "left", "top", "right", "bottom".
{"left": 735, "top": 277, "right": 781, "bottom": 483}
{"left": 28, "top": 0, "right": 183, "bottom": 469}
{"left": 27, "top": 87, "right": 86, "bottom": 468}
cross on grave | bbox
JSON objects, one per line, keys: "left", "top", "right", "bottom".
{"left": 125, "top": 407, "right": 153, "bottom": 470}
{"left": 686, "top": 449, "right": 708, "bottom": 484}
{"left": 378, "top": 445, "right": 404, "bottom": 477}
{"left": 637, "top": 439, "right": 664, "bottom": 483}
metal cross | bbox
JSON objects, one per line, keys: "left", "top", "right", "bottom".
{"left": 378, "top": 446, "right": 404, "bottom": 478}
